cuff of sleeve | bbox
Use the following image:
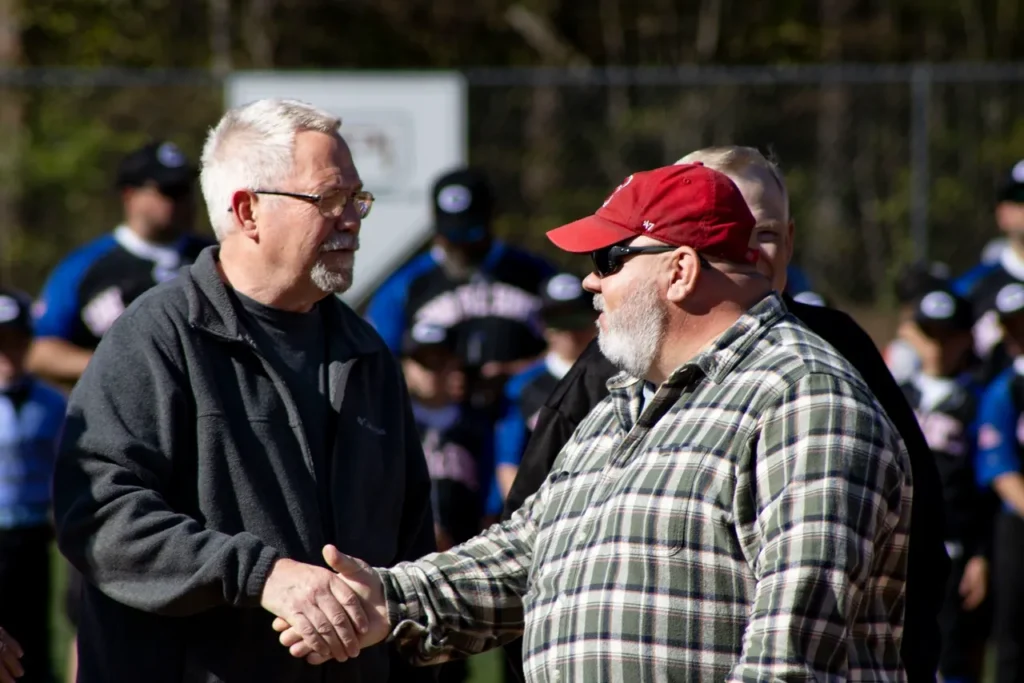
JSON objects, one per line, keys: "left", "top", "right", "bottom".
{"left": 379, "top": 566, "right": 426, "bottom": 630}
{"left": 243, "top": 545, "right": 281, "bottom": 605}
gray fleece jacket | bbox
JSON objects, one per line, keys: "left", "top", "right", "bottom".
{"left": 54, "top": 247, "right": 436, "bottom": 683}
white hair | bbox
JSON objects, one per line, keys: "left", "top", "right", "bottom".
{"left": 676, "top": 146, "right": 789, "bottom": 219}
{"left": 200, "top": 98, "right": 341, "bottom": 240}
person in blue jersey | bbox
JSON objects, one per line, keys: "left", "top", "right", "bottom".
{"left": 493, "top": 272, "right": 596, "bottom": 501}
{"left": 976, "top": 281, "right": 1024, "bottom": 683}
{"left": 0, "top": 289, "right": 68, "bottom": 683}
{"left": 28, "top": 141, "right": 213, "bottom": 387}
{"left": 898, "top": 288, "right": 997, "bottom": 683}
{"left": 26, "top": 141, "right": 212, "bottom": 682}
{"left": 953, "top": 160, "right": 1024, "bottom": 386}
{"left": 365, "top": 168, "right": 557, "bottom": 418}
{"left": 400, "top": 321, "right": 493, "bottom": 683}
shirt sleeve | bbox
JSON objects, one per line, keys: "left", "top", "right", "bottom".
{"left": 494, "top": 400, "right": 529, "bottom": 469}
{"left": 365, "top": 274, "right": 411, "bottom": 354}
{"left": 376, "top": 477, "right": 547, "bottom": 666}
{"left": 728, "top": 372, "right": 912, "bottom": 681}
{"left": 34, "top": 257, "right": 87, "bottom": 341}
{"left": 976, "top": 373, "right": 1022, "bottom": 486}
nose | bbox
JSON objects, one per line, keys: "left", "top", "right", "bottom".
{"left": 582, "top": 272, "right": 602, "bottom": 294}
{"left": 337, "top": 201, "right": 362, "bottom": 233}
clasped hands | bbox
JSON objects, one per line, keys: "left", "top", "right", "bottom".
{"left": 260, "top": 545, "right": 390, "bottom": 665}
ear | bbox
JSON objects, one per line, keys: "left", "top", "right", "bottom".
{"left": 665, "top": 246, "right": 701, "bottom": 304}
{"left": 230, "top": 189, "right": 259, "bottom": 241}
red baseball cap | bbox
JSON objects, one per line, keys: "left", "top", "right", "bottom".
{"left": 546, "top": 163, "right": 759, "bottom": 264}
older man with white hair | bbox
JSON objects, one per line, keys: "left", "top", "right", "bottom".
{"left": 52, "top": 98, "right": 436, "bottom": 683}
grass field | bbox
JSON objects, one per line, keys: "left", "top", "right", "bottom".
{"left": 45, "top": 544, "right": 504, "bottom": 683}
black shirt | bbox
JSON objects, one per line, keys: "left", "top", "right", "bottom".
{"left": 502, "top": 296, "right": 948, "bottom": 683}
{"left": 236, "top": 292, "right": 331, "bottom": 533}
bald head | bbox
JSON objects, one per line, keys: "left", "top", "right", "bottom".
{"left": 676, "top": 146, "right": 794, "bottom": 292}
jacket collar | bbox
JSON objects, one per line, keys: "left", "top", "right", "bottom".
{"left": 183, "top": 246, "right": 382, "bottom": 356}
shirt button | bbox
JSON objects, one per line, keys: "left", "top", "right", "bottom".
{"left": 551, "top": 670, "right": 562, "bottom": 683}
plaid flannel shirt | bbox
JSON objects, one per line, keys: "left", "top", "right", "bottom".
{"left": 380, "top": 293, "right": 912, "bottom": 683}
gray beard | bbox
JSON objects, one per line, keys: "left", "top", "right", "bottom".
{"left": 596, "top": 283, "right": 666, "bottom": 379}
{"left": 310, "top": 256, "right": 354, "bottom": 294}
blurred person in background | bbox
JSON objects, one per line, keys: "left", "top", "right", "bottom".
{"left": 885, "top": 260, "right": 954, "bottom": 383}
{"left": 28, "top": 141, "right": 210, "bottom": 386}
{"left": 897, "top": 288, "right": 996, "bottom": 683}
{"left": 975, "top": 281, "right": 1024, "bottom": 683}
{"left": 401, "top": 321, "right": 493, "bottom": 683}
{"left": 501, "top": 145, "right": 948, "bottom": 683}
{"left": 25, "top": 140, "right": 211, "bottom": 682}
{"left": 51, "top": 99, "right": 435, "bottom": 683}
{"left": 493, "top": 272, "right": 596, "bottom": 502}
{"left": 366, "top": 168, "right": 557, "bottom": 426}
{"left": 0, "top": 290, "right": 66, "bottom": 683}
{"left": 0, "top": 627, "right": 24, "bottom": 683}
{"left": 953, "top": 160, "right": 1024, "bottom": 386}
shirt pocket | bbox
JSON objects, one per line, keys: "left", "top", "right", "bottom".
{"left": 616, "top": 446, "right": 731, "bottom": 557}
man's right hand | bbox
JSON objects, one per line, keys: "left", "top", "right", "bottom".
{"left": 273, "top": 545, "right": 390, "bottom": 664}
{"left": 260, "top": 557, "right": 369, "bottom": 663}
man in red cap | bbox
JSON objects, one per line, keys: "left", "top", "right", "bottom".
{"left": 272, "top": 164, "right": 913, "bottom": 682}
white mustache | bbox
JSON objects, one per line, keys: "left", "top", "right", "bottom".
{"left": 593, "top": 295, "right": 604, "bottom": 312}
{"left": 320, "top": 234, "right": 359, "bottom": 252}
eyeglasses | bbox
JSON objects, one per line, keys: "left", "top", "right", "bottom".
{"left": 243, "top": 188, "right": 375, "bottom": 219}
{"left": 590, "top": 244, "right": 713, "bottom": 277}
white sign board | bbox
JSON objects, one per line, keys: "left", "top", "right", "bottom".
{"left": 226, "top": 71, "right": 468, "bottom": 306}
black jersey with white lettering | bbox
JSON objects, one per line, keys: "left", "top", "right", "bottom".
{"left": 412, "top": 402, "right": 495, "bottom": 544}
{"left": 366, "top": 242, "right": 556, "bottom": 366}
{"left": 900, "top": 375, "right": 994, "bottom": 556}
{"left": 34, "top": 226, "right": 212, "bottom": 349}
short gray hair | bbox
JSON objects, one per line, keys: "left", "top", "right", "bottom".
{"left": 200, "top": 98, "right": 341, "bottom": 239}
{"left": 676, "top": 146, "right": 789, "bottom": 219}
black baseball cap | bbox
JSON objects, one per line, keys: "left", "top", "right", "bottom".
{"left": 912, "top": 288, "right": 973, "bottom": 335}
{"left": 0, "top": 289, "right": 33, "bottom": 335}
{"left": 401, "top": 321, "right": 458, "bottom": 359}
{"left": 539, "top": 273, "right": 596, "bottom": 330}
{"left": 998, "top": 160, "right": 1024, "bottom": 204}
{"left": 432, "top": 167, "right": 495, "bottom": 243}
{"left": 116, "top": 141, "right": 196, "bottom": 196}
{"left": 895, "top": 261, "right": 951, "bottom": 304}
{"left": 996, "top": 282, "right": 1024, "bottom": 320}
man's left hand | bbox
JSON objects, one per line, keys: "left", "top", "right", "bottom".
{"left": 0, "top": 627, "right": 24, "bottom": 683}
{"left": 959, "top": 556, "right": 988, "bottom": 611}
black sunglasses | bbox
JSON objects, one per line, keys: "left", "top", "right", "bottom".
{"left": 590, "top": 243, "right": 711, "bottom": 277}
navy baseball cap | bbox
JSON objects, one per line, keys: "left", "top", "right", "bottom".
{"left": 0, "top": 289, "right": 33, "bottom": 335}
{"left": 401, "top": 321, "right": 458, "bottom": 359}
{"left": 116, "top": 141, "right": 196, "bottom": 196}
{"left": 996, "top": 283, "right": 1024, "bottom": 320}
{"left": 432, "top": 167, "right": 494, "bottom": 243}
{"left": 998, "top": 160, "right": 1024, "bottom": 204}
{"left": 539, "top": 273, "right": 596, "bottom": 330}
{"left": 913, "top": 289, "right": 973, "bottom": 334}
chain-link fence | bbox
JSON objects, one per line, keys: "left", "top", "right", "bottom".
{"left": 2, "top": 64, "right": 1024, "bottom": 307}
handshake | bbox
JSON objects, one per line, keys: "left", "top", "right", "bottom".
{"left": 260, "top": 545, "right": 391, "bottom": 665}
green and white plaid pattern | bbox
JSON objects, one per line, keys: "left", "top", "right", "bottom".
{"left": 381, "top": 293, "right": 912, "bottom": 683}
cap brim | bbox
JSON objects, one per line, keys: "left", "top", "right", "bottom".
{"left": 546, "top": 215, "right": 635, "bottom": 253}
